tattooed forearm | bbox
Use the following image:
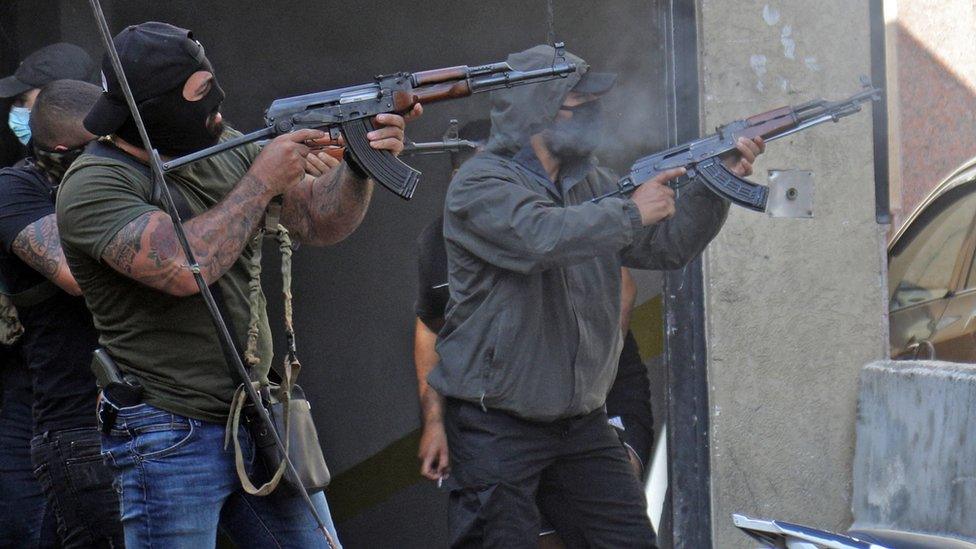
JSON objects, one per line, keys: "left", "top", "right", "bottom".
{"left": 101, "top": 173, "right": 273, "bottom": 296}
{"left": 102, "top": 213, "right": 150, "bottom": 275}
{"left": 12, "top": 214, "right": 82, "bottom": 295}
{"left": 280, "top": 161, "right": 374, "bottom": 246}
{"left": 187, "top": 173, "right": 268, "bottom": 282}
{"left": 12, "top": 215, "right": 62, "bottom": 279}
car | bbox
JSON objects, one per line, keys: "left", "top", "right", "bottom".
{"left": 889, "top": 157, "right": 976, "bottom": 361}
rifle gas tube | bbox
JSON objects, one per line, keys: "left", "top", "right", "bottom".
{"left": 593, "top": 79, "right": 882, "bottom": 212}
{"left": 162, "top": 49, "right": 577, "bottom": 200}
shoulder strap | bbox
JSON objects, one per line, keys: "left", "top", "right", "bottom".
{"left": 87, "top": 142, "right": 251, "bottom": 381}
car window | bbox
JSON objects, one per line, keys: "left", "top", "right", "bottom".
{"left": 890, "top": 186, "right": 976, "bottom": 311}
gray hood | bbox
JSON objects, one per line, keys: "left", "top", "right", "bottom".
{"left": 487, "top": 45, "right": 587, "bottom": 156}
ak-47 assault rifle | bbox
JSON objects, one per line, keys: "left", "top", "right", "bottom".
{"left": 593, "top": 78, "right": 882, "bottom": 212}
{"left": 162, "top": 50, "right": 576, "bottom": 199}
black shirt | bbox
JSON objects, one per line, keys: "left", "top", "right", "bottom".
{"left": 0, "top": 164, "right": 99, "bottom": 434}
{"left": 0, "top": 343, "right": 31, "bottom": 420}
{"left": 415, "top": 216, "right": 449, "bottom": 333}
{"left": 415, "top": 215, "right": 654, "bottom": 464}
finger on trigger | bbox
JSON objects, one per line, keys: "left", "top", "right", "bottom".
{"left": 666, "top": 167, "right": 686, "bottom": 180}
{"left": 290, "top": 128, "right": 326, "bottom": 142}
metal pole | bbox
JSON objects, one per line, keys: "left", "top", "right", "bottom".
{"left": 664, "top": 0, "right": 713, "bottom": 547}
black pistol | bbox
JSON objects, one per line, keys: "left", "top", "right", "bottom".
{"left": 92, "top": 348, "right": 143, "bottom": 408}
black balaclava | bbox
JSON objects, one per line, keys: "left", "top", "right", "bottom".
{"left": 542, "top": 100, "right": 604, "bottom": 163}
{"left": 115, "top": 75, "right": 225, "bottom": 157}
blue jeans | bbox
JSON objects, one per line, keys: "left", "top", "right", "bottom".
{"left": 100, "top": 402, "right": 341, "bottom": 548}
{"left": 30, "top": 427, "right": 123, "bottom": 548}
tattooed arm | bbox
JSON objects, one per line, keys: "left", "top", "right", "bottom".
{"left": 100, "top": 129, "right": 324, "bottom": 296}
{"left": 279, "top": 164, "right": 374, "bottom": 246}
{"left": 280, "top": 109, "right": 419, "bottom": 246}
{"left": 12, "top": 214, "right": 82, "bottom": 296}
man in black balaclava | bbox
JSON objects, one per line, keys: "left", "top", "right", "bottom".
{"left": 430, "top": 45, "right": 764, "bottom": 547}
{"left": 57, "top": 21, "right": 417, "bottom": 547}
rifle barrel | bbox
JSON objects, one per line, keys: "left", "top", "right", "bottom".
{"left": 795, "top": 87, "right": 881, "bottom": 123}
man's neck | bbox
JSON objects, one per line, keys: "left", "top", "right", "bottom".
{"left": 530, "top": 134, "right": 560, "bottom": 182}
{"left": 112, "top": 136, "right": 172, "bottom": 163}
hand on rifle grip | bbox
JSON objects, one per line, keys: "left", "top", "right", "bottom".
{"left": 304, "top": 148, "right": 342, "bottom": 177}
{"left": 250, "top": 129, "right": 326, "bottom": 195}
{"left": 631, "top": 167, "right": 683, "bottom": 226}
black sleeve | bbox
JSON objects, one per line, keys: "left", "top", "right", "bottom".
{"left": 415, "top": 216, "right": 450, "bottom": 331}
{"left": 606, "top": 330, "right": 654, "bottom": 465}
{"left": 0, "top": 167, "right": 54, "bottom": 253}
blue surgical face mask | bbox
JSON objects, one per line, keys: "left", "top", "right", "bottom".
{"left": 8, "top": 106, "right": 31, "bottom": 145}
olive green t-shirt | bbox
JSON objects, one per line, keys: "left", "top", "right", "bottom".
{"left": 56, "top": 130, "right": 272, "bottom": 423}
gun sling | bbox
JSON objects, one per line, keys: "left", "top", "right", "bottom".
{"left": 88, "top": 141, "right": 329, "bottom": 495}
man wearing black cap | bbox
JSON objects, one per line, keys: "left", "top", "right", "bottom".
{"left": 56, "top": 22, "right": 417, "bottom": 548}
{"left": 432, "top": 45, "right": 763, "bottom": 547}
{"left": 0, "top": 43, "right": 95, "bottom": 167}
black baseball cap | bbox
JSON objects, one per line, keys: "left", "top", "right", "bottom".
{"left": 572, "top": 71, "right": 617, "bottom": 95}
{"left": 84, "top": 21, "right": 212, "bottom": 136}
{"left": 0, "top": 43, "right": 95, "bottom": 98}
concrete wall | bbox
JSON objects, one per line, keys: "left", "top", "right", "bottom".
{"left": 853, "top": 360, "right": 976, "bottom": 540}
{"left": 696, "top": 1, "right": 887, "bottom": 545}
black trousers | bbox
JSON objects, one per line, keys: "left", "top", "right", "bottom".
{"left": 30, "top": 427, "right": 124, "bottom": 548}
{"left": 444, "top": 399, "right": 656, "bottom": 549}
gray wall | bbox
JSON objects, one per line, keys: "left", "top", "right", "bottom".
{"left": 696, "top": 1, "right": 886, "bottom": 545}
{"left": 854, "top": 360, "right": 976, "bottom": 540}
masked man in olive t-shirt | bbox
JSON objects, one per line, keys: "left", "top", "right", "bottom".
{"left": 56, "top": 22, "right": 419, "bottom": 548}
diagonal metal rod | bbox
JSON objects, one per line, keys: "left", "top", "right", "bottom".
{"left": 86, "top": 1, "right": 335, "bottom": 545}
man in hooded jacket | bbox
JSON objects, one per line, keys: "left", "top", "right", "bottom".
{"left": 429, "top": 45, "right": 764, "bottom": 547}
